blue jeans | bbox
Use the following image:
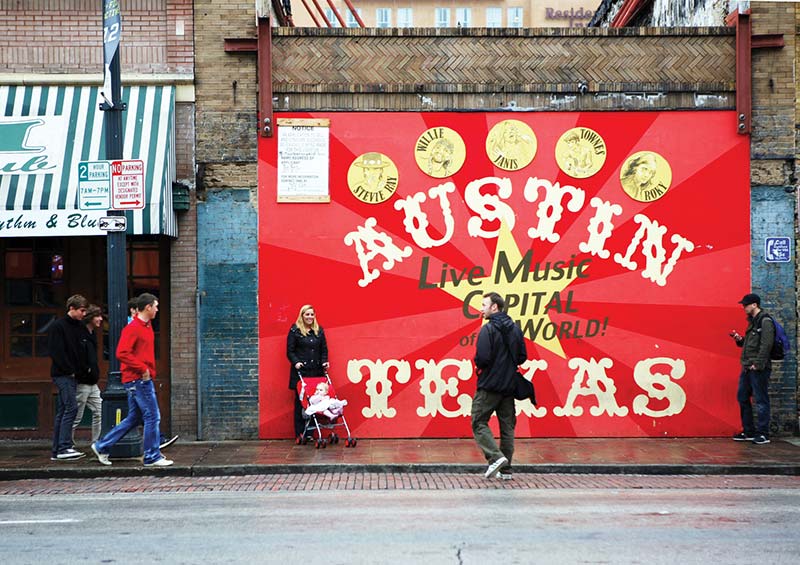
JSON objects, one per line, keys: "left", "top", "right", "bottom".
{"left": 52, "top": 375, "right": 78, "bottom": 456}
{"left": 95, "top": 378, "right": 163, "bottom": 464}
{"left": 737, "top": 367, "right": 771, "bottom": 437}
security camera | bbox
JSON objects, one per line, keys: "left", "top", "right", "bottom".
{"left": 577, "top": 82, "right": 589, "bottom": 95}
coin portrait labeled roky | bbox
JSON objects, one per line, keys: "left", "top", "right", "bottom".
{"left": 347, "top": 152, "right": 399, "bottom": 204}
{"left": 555, "top": 127, "right": 607, "bottom": 179}
{"left": 619, "top": 151, "right": 672, "bottom": 203}
{"left": 414, "top": 126, "right": 466, "bottom": 178}
{"left": 485, "top": 120, "right": 537, "bottom": 171}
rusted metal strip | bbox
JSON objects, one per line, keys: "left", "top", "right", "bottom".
{"left": 324, "top": 0, "right": 347, "bottom": 27}
{"left": 257, "top": 15, "right": 274, "bottom": 137}
{"left": 299, "top": 0, "right": 322, "bottom": 27}
{"left": 341, "top": 0, "right": 365, "bottom": 27}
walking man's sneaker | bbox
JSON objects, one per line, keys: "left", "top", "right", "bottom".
{"left": 91, "top": 442, "right": 112, "bottom": 466}
{"left": 484, "top": 456, "right": 508, "bottom": 479}
{"left": 752, "top": 435, "right": 771, "bottom": 445}
{"left": 159, "top": 434, "right": 179, "bottom": 450}
{"left": 54, "top": 449, "right": 85, "bottom": 460}
{"left": 732, "top": 432, "right": 754, "bottom": 441}
{"left": 497, "top": 471, "right": 513, "bottom": 481}
{"left": 144, "top": 457, "right": 174, "bottom": 467}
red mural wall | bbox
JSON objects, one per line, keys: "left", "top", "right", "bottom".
{"left": 258, "top": 111, "right": 750, "bottom": 439}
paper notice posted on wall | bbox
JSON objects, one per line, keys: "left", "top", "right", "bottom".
{"left": 276, "top": 118, "right": 330, "bottom": 202}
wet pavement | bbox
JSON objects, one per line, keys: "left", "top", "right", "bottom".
{"left": 2, "top": 437, "right": 800, "bottom": 480}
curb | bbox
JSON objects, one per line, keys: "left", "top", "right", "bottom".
{"left": 2, "top": 462, "right": 799, "bottom": 481}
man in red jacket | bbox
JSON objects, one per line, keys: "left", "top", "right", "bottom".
{"left": 91, "top": 293, "right": 172, "bottom": 467}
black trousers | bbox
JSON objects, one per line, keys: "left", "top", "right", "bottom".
{"left": 294, "top": 392, "right": 307, "bottom": 437}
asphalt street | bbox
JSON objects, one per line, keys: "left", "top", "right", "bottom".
{"left": 1, "top": 475, "right": 799, "bottom": 564}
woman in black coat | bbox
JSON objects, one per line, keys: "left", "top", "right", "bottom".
{"left": 287, "top": 304, "right": 329, "bottom": 438}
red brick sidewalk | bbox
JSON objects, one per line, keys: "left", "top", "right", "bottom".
{"left": 3, "top": 438, "right": 800, "bottom": 481}
{"left": 1, "top": 473, "right": 798, "bottom": 496}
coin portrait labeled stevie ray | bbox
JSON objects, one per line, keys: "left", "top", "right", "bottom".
{"left": 347, "top": 152, "right": 399, "bottom": 204}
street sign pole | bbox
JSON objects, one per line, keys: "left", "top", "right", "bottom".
{"left": 99, "top": 0, "right": 141, "bottom": 458}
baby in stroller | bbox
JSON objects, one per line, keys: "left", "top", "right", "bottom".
{"left": 305, "top": 382, "right": 348, "bottom": 420}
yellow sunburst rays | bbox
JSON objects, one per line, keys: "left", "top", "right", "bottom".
{"left": 439, "top": 223, "right": 580, "bottom": 358}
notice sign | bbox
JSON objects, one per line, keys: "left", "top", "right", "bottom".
{"left": 276, "top": 118, "right": 330, "bottom": 202}
{"left": 111, "top": 159, "right": 145, "bottom": 210}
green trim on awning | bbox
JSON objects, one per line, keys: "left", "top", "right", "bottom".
{"left": 0, "top": 85, "right": 177, "bottom": 237}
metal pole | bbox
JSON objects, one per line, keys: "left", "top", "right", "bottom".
{"left": 99, "top": 0, "right": 141, "bottom": 457}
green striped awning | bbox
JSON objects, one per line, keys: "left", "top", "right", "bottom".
{"left": 0, "top": 85, "right": 177, "bottom": 237}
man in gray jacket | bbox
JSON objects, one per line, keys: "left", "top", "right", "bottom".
{"left": 472, "top": 292, "right": 527, "bottom": 479}
{"left": 730, "top": 293, "right": 775, "bottom": 445}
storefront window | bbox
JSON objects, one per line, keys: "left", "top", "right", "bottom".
{"left": 2, "top": 239, "right": 65, "bottom": 361}
{"left": 128, "top": 241, "right": 161, "bottom": 355}
{"left": 4, "top": 239, "right": 66, "bottom": 307}
{"left": 9, "top": 312, "right": 57, "bottom": 358}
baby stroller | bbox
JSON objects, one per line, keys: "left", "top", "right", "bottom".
{"left": 296, "top": 370, "right": 357, "bottom": 448}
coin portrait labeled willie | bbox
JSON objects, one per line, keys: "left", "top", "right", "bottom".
{"left": 414, "top": 127, "right": 467, "bottom": 178}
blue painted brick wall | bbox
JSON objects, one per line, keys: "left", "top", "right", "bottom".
{"left": 198, "top": 189, "right": 259, "bottom": 439}
{"left": 751, "top": 186, "right": 798, "bottom": 435}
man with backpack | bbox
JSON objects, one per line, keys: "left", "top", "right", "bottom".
{"left": 472, "top": 292, "right": 527, "bottom": 480}
{"left": 729, "top": 293, "right": 775, "bottom": 445}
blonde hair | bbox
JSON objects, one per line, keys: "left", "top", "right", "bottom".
{"left": 294, "top": 304, "right": 320, "bottom": 336}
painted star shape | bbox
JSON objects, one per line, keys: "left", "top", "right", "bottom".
{"left": 440, "top": 224, "right": 579, "bottom": 358}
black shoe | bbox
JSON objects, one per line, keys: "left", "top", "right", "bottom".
{"left": 732, "top": 432, "right": 754, "bottom": 441}
{"left": 752, "top": 435, "right": 771, "bottom": 445}
{"left": 159, "top": 434, "right": 179, "bottom": 450}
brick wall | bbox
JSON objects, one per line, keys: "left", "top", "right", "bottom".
{"left": 170, "top": 101, "right": 197, "bottom": 438}
{"left": 193, "top": 1, "right": 259, "bottom": 438}
{"left": 0, "top": 0, "right": 193, "bottom": 75}
{"left": 748, "top": 1, "right": 798, "bottom": 434}
{"left": 196, "top": 189, "right": 259, "bottom": 439}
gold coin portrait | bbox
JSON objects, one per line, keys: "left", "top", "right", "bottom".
{"left": 485, "top": 120, "right": 537, "bottom": 171}
{"left": 413, "top": 127, "right": 467, "bottom": 178}
{"left": 619, "top": 151, "right": 672, "bottom": 203}
{"left": 555, "top": 127, "right": 607, "bottom": 179}
{"left": 347, "top": 152, "right": 399, "bottom": 204}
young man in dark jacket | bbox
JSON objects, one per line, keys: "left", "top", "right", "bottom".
{"left": 49, "top": 294, "right": 89, "bottom": 460}
{"left": 472, "top": 292, "right": 527, "bottom": 479}
{"left": 72, "top": 305, "right": 103, "bottom": 447}
{"left": 730, "top": 293, "right": 775, "bottom": 445}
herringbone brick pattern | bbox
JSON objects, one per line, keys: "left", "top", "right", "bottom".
{"left": 272, "top": 31, "right": 735, "bottom": 93}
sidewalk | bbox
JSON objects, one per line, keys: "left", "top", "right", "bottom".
{"left": 2, "top": 437, "right": 800, "bottom": 480}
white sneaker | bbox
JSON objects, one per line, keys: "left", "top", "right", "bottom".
{"left": 91, "top": 443, "right": 112, "bottom": 466}
{"left": 159, "top": 434, "right": 179, "bottom": 450}
{"left": 497, "top": 471, "right": 514, "bottom": 481}
{"left": 484, "top": 456, "right": 508, "bottom": 478}
{"left": 55, "top": 449, "right": 85, "bottom": 460}
{"left": 144, "top": 457, "right": 173, "bottom": 467}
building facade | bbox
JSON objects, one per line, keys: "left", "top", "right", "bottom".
{"left": 0, "top": 0, "right": 197, "bottom": 440}
{"left": 197, "top": 1, "right": 799, "bottom": 439}
{"left": 291, "top": 0, "right": 597, "bottom": 28}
